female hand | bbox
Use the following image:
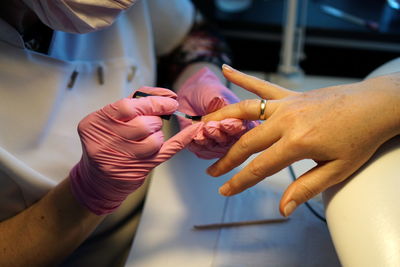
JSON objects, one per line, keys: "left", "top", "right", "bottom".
{"left": 177, "top": 67, "right": 257, "bottom": 159}
{"left": 204, "top": 65, "right": 400, "bottom": 216}
{"left": 70, "top": 87, "right": 203, "bottom": 215}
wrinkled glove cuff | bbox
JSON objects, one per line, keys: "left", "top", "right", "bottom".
{"left": 69, "top": 161, "right": 128, "bottom": 215}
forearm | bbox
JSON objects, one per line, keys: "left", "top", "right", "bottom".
{"left": 0, "top": 178, "right": 104, "bottom": 267}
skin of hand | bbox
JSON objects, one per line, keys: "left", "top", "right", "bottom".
{"left": 204, "top": 65, "right": 400, "bottom": 217}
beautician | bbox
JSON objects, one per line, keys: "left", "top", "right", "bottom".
{"left": 0, "top": 0, "right": 253, "bottom": 266}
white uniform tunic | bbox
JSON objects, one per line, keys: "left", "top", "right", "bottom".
{"left": 0, "top": 0, "right": 194, "bottom": 265}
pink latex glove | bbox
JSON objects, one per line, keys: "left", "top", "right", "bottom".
{"left": 70, "top": 87, "right": 203, "bottom": 215}
{"left": 177, "top": 67, "right": 257, "bottom": 159}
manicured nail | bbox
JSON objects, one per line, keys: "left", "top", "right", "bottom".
{"left": 283, "top": 200, "right": 297, "bottom": 217}
{"left": 222, "top": 64, "right": 234, "bottom": 73}
{"left": 219, "top": 184, "right": 231, "bottom": 196}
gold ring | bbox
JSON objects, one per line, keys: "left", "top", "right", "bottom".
{"left": 260, "top": 99, "right": 267, "bottom": 120}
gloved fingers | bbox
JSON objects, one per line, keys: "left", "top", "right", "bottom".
{"left": 176, "top": 115, "right": 192, "bottom": 130}
{"left": 155, "top": 122, "right": 204, "bottom": 162}
{"left": 205, "top": 96, "right": 226, "bottom": 114}
{"left": 189, "top": 142, "right": 231, "bottom": 159}
{"left": 219, "top": 118, "right": 248, "bottom": 136}
{"left": 132, "top": 96, "right": 178, "bottom": 117}
{"left": 202, "top": 121, "right": 229, "bottom": 144}
{"left": 193, "top": 130, "right": 212, "bottom": 146}
{"left": 123, "top": 130, "right": 165, "bottom": 159}
{"left": 102, "top": 96, "right": 178, "bottom": 122}
{"left": 177, "top": 67, "right": 240, "bottom": 116}
{"left": 205, "top": 89, "right": 241, "bottom": 114}
{"left": 132, "top": 86, "right": 177, "bottom": 99}
{"left": 202, "top": 119, "right": 254, "bottom": 145}
{"left": 192, "top": 124, "right": 232, "bottom": 146}
{"left": 188, "top": 142, "right": 211, "bottom": 159}
{"left": 113, "top": 115, "right": 163, "bottom": 141}
{"left": 191, "top": 119, "right": 250, "bottom": 157}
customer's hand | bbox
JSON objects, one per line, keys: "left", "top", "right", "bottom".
{"left": 177, "top": 67, "right": 256, "bottom": 159}
{"left": 70, "top": 87, "right": 203, "bottom": 215}
{"left": 204, "top": 65, "right": 400, "bottom": 216}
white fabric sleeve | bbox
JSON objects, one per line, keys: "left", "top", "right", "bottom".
{"left": 148, "top": 0, "right": 195, "bottom": 56}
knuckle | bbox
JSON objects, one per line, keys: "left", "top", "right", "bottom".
{"left": 286, "top": 134, "right": 306, "bottom": 152}
{"left": 296, "top": 180, "right": 318, "bottom": 201}
{"left": 77, "top": 115, "right": 92, "bottom": 134}
{"left": 279, "top": 106, "right": 297, "bottom": 124}
{"left": 134, "top": 116, "right": 149, "bottom": 132}
{"left": 238, "top": 99, "right": 254, "bottom": 117}
{"left": 116, "top": 99, "right": 134, "bottom": 120}
{"left": 148, "top": 133, "right": 163, "bottom": 151}
{"left": 77, "top": 119, "right": 85, "bottom": 134}
{"left": 247, "top": 161, "right": 266, "bottom": 180}
{"left": 284, "top": 127, "right": 314, "bottom": 154}
{"left": 237, "top": 136, "right": 251, "bottom": 151}
{"left": 137, "top": 133, "right": 163, "bottom": 158}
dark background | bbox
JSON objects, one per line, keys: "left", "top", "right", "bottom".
{"left": 191, "top": 0, "right": 400, "bottom": 78}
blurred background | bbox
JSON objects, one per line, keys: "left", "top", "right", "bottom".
{"left": 191, "top": 0, "right": 400, "bottom": 79}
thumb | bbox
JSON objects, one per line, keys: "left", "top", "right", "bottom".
{"left": 279, "top": 160, "right": 348, "bottom": 217}
{"left": 155, "top": 122, "right": 204, "bottom": 162}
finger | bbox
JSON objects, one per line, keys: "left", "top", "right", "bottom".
{"left": 279, "top": 160, "right": 351, "bottom": 217}
{"left": 202, "top": 121, "right": 229, "bottom": 143}
{"left": 132, "top": 86, "right": 177, "bottom": 99}
{"left": 132, "top": 96, "right": 178, "bottom": 117}
{"left": 207, "top": 121, "right": 281, "bottom": 177}
{"left": 202, "top": 99, "right": 278, "bottom": 122}
{"left": 216, "top": 140, "right": 300, "bottom": 197}
{"left": 103, "top": 96, "right": 178, "bottom": 121}
{"left": 219, "top": 118, "right": 247, "bottom": 136}
{"left": 155, "top": 122, "right": 205, "bottom": 162}
{"left": 113, "top": 116, "right": 163, "bottom": 141}
{"left": 222, "top": 64, "right": 297, "bottom": 99}
{"left": 188, "top": 142, "right": 228, "bottom": 160}
{"left": 193, "top": 129, "right": 212, "bottom": 146}
{"left": 122, "top": 130, "right": 165, "bottom": 159}
{"left": 197, "top": 119, "right": 247, "bottom": 145}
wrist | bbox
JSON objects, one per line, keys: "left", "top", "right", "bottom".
{"left": 69, "top": 161, "right": 126, "bottom": 216}
{"left": 364, "top": 73, "right": 400, "bottom": 139}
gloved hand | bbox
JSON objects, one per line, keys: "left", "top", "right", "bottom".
{"left": 177, "top": 67, "right": 257, "bottom": 159}
{"left": 70, "top": 87, "right": 203, "bottom": 215}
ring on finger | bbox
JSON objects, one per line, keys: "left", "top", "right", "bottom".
{"left": 259, "top": 99, "right": 267, "bottom": 120}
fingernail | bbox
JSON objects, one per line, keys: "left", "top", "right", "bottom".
{"left": 207, "top": 165, "right": 217, "bottom": 176}
{"left": 283, "top": 200, "right": 297, "bottom": 217}
{"left": 219, "top": 184, "right": 231, "bottom": 196}
{"left": 222, "top": 64, "right": 234, "bottom": 73}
